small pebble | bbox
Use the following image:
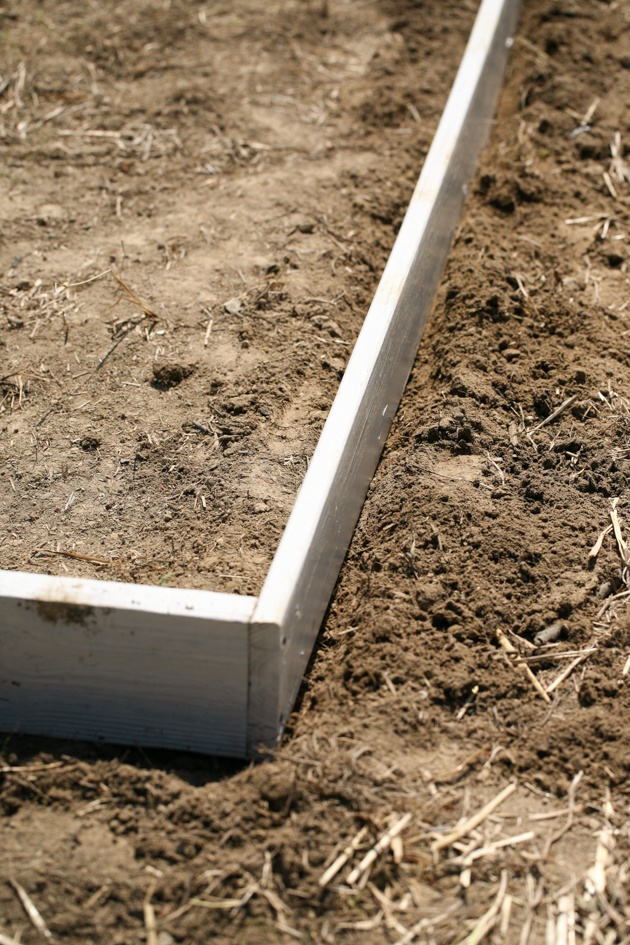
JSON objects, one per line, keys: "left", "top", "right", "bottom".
{"left": 224, "top": 297, "right": 242, "bottom": 315}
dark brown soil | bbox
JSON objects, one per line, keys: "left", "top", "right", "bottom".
{"left": 2, "top": 0, "right": 630, "bottom": 943}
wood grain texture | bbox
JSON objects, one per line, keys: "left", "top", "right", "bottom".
{"left": 0, "top": 572, "right": 254, "bottom": 756}
{"left": 251, "top": 0, "right": 522, "bottom": 751}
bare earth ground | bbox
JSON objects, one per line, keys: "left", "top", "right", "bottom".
{"left": 2, "top": 1, "right": 630, "bottom": 943}
{"left": 0, "top": 0, "right": 469, "bottom": 594}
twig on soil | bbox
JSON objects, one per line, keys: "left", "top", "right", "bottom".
{"left": 31, "top": 548, "right": 117, "bottom": 566}
{"left": 526, "top": 395, "right": 578, "bottom": 434}
{"left": 432, "top": 746, "right": 490, "bottom": 785}
{"left": 496, "top": 629, "right": 551, "bottom": 703}
{"left": 368, "top": 885, "right": 408, "bottom": 939}
{"left": 610, "top": 131, "right": 630, "bottom": 187}
{"left": 565, "top": 213, "right": 609, "bottom": 226}
{"left": 453, "top": 831, "right": 535, "bottom": 867}
{"left": 0, "top": 761, "right": 65, "bottom": 774}
{"left": 485, "top": 453, "right": 505, "bottom": 484}
{"left": 540, "top": 771, "right": 582, "bottom": 860}
{"left": 143, "top": 884, "right": 158, "bottom": 945}
{"left": 346, "top": 813, "right": 412, "bottom": 885}
{"left": 319, "top": 826, "right": 368, "bottom": 887}
{"left": 10, "top": 880, "right": 52, "bottom": 940}
{"left": 455, "top": 869, "right": 508, "bottom": 945}
{"left": 528, "top": 806, "right": 584, "bottom": 822}
{"left": 431, "top": 783, "right": 516, "bottom": 854}
{"left": 393, "top": 917, "right": 431, "bottom": 945}
{"left": 97, "top": 319, "right": 145, "bottom": 370}
{"left": 545, "top": 653, "right": 591, "bottom": 695}
{"left": 555, "top": 892, "right": 577, "bottom": 945}
{"left": 96, "top": 273, "right": 159, "bottom": 370}
{"left": 513, "top": 648, "right": 596, "bottom": 665}
{"left": 588, "top": 524, "right": 613, "bottom": 565}
{"left": 0, "top": 931, "right": 22, "bottom": 945}
{"left": 582, "top": 98, "right": 600, "bottom": 126}
{"left": 584, "top": 824, "right": 614, "bottom": 904}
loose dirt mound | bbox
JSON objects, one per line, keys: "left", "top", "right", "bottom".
{"left": 1, "top": 1, "right": 630, "bottom": 943}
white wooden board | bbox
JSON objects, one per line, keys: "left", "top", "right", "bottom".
{"left": 0, "top": 0, "right": 521, "bottom": 758}
{"left": 0, "top": 573, "right": 254, "bottom": 756}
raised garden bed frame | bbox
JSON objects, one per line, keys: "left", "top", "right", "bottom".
{"left": 0, "top": 0, "right": 521, "bottom": 758}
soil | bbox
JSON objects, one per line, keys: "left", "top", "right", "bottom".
{"left": 2, "top": 1, "right": 630, "bottom": 944}
{"left": 0, "top": 0, "right": 471, "bottom": 594}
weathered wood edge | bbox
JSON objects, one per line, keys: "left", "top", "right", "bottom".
{"left": 0, "top": 571, "right": 256, "bottom": 756}
{"left": 248, "top": 0, "right": 522, "bottom": 756}
{"left": 0, "top": 0, "right": 521, "bottom": 761}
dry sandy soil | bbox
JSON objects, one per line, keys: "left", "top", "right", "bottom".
{"left": 2, "top": 0, "right": 630, "bottom": 943}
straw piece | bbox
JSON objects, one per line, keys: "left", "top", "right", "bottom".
{"left": 497, "top": 629, "right": 551, "bottom": 703}
{"left": 319, "top": 826, "right": 368, "bottom": 887}
{"left": 588, "top": 524, "right": 612, "bottom": 564}
{"left": 455, "top": 870, "right": 509, "bottom": 945}
{"left": 610, "top": 498, "right": 630, "bottom": 581}
{"left": 10, "top": 880, "right": 52, "bottom": 939}
{"left": 527, "top": 395, "right": 578, "bottom": 434}
{"left": 432, "top": 783, "right": 517, "bottom": 853}
{"left": 545, "top": 652, "right": 591, "bottom": 695}
{"left": 347, "top": 813, "right": 412, "bottom": 885}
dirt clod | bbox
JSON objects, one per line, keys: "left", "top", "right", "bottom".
{"left": 151, "top": 363, "right": 195, "bottom": 390}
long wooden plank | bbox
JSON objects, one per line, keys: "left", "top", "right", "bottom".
{"left": 248, "top": 0, "right": 522, "bottom": 755}
{"left": 0, "top": 0, "right": 520, "bottom": 760}
{"left": 0, "top": 572, "right": 255, "bottom": 756}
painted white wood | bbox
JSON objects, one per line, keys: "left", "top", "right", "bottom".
{"left": 249, "top": 0, "right": 522, "bottom": 753}
{"left": 0, "top": 572, "right": 255, "bottom": 756}
{"left": 0, "top": 0, "right": 520, "bottom": 759}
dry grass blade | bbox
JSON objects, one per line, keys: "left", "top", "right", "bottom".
{"left": 496, "top": 628, "right": 551, "bottom": 702}
{"left": 513, "top": 648, "right": 596, "bottom": 665}
{"left": 62, "top": 269, "right": 112, "bottom": 289}
{"left": 432, "top": 783, "right": 517, "bottom": 853}
{"left": 393, "top": 917, "right": 431, "bottom": 945}
{"left": 526, "top": 395, "right": 578, "bottom": 434}
{"left": 31, "top": 548, "right": 117, "bottom": 566}
{"left": 459, "top": 831, "right": 535, "bottom": 866}
{"left": 455, "top": 870, "right": 509, "bottom": 945}
{"left": 188, "top": 896, "right": 244, "bottom": 910}
{"left": 584, "top": 825, "right": 614, "bottom": 903}
{"left": 10, "top": 880, "right": 52, "bottom": 939}
{"left": 545, "top": 652, "right": 592, "bottom": 694}
{"left": 110, "top": 272, "right": 158, "bottom": 320}
{"left": 610, "top": 131, "right": 630, "bottom": 186}
{"left": 95, "top": 272, "right": 160, "bottom": 370}
{"left": 319, "top": 826, "right": 368, "bottom": 887}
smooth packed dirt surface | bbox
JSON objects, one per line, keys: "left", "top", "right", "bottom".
{"left": 0, "top": 0, "right": 471, "bottom": 593}
{"left": 2, "top": 0, "right": 630, "bottom": 943}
